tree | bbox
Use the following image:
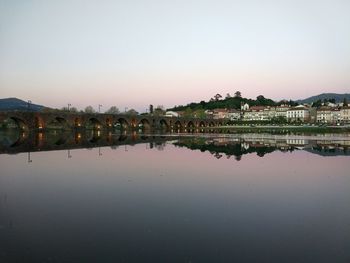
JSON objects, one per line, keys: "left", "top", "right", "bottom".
{"left": 195, "top": 109, "right": 206, "bottom": 119}
{"left": 84, "top": 106, "right": 95, "bottom": 113}
{"left": 234, "top": 91, "right": 242, "bottom": 98}
{"left": 214, "top": 94, "right": 222, "bottom": 101}
{"left": 184, "top": 107, "right": 193, "bottom": 118}
{"left": 126, "top": 109, "right": 138, "bottom": 115}
{"left": 225, "top": 93, "right": 231, "bottom": 99}
{"left": 70, "top": 107, "right": 78, "bottom": 112}
{"left": 153, "top": 105, "right": 165, "bottom": 116}
{"left": 312, "top": 100, "right": 322, "bottom": 108}
{"left": 343, "top": 98, "right": 348, "bottom": 107}
{"left": 257, "top": 95, "right": 265, "bottom": 101}
{"left": 106, "top": 106, "right": 120, "bottom": 114}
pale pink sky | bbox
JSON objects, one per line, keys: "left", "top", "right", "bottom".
{"left": 0, "top": 1, "right": 349, "bottom": 112}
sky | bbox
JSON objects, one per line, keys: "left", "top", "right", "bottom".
{"left": 0, "top": 0, "right": 349, "bottom": 112}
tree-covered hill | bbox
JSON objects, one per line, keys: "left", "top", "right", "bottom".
{"left": 0, "top": 98, "right": 44, "bottom": 112}
{"left": 167, "top": 93, "right": 293, "bottom": 112}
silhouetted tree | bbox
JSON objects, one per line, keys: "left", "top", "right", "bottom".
{"left": 234, "top": 91, "right": 242, "bottom": 98}
{"left": 312, "top": 100, "right": 322, "bottom": 108}
{"left": 106, "top": 106, "right": 120, "bottom": 114}
{"left": 214, "top": 94, "right": 222, "bottom": 101}
{"left": 84, "top": 106, "right": 95, "bottom": 113}
{"left": 126, "top": 109, "right": 138, "bottom": 115}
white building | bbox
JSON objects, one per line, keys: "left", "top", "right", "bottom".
{"left": 275, "top": 105, "right": 290, "bottom": 118}
{"left": 287, "top": 105, "right": 310, "bottom": 122}
{"left": 317, "top": 107, "right": 343, "bottom": 124}
{"left": 165, "top": 111, "right": 179, "bottom": 117}
{"left": 241, "top": 103, "right": 250, "bottom": 111}
{"left": 243, "top": 106, "right": 269, "bottom": 121}
{"left": 340, "top": 107, "right": 350, "bottom": 123}
{"left": 316, "top": 107, "right": 332, "bottom": 123}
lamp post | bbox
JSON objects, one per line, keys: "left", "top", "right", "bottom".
{"left": 27, "top": 100, "right": 32, "bottom": 111}
{"left": 99, "top": 104, "right": 102, "bottom": 113}
{"left": 27, "top": 152, "right": 32, "bottom": 163}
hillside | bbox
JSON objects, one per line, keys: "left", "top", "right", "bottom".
{"left": 0, "top": 98, "right": 44, "bottom": 112}
{"left": 167, "top": 95, "right": 294, "bottom": 112}
{"left": 297, "top": 93, "right": 350, "bottom": 104}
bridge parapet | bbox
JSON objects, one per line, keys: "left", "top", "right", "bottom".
{"left": 0, "top": 111, "right": 227, "bottom": 131}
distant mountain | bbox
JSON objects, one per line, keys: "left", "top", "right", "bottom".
{"left": 0, "top": 98, "right": 45, "bottom": 112}
{"left": 297, "top": 93, "right": 350, "bottom": 104}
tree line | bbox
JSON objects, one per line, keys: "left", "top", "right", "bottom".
{"left": 167, "top": 91, "right": 298, "bottom": 112}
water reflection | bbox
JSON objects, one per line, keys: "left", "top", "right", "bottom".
{"left": 1, "top": 130, "right": 350, "bottom": 158}
{"left": 0, "top": 130, "right": 349, "bottom": 263}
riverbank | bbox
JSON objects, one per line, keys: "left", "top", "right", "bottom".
{"left": 206, "top": 125, "right": 350, "bottom": 134}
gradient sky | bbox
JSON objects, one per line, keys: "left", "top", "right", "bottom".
{"left": 0, "top": 0, "right": 349, "bottom": 112}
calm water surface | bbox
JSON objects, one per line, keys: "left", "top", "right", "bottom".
{"left": 0, "top": 131, "right": 349, "bottom": 262}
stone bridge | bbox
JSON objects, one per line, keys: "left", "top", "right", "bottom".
{"left": 0, "top": 111, "right": 227, "bottom": 131}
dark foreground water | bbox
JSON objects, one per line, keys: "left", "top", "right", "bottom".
{"left": 0, "top": 131, "right": 350, "bottom": 263}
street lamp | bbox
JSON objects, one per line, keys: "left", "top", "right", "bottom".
{"left": 27, "top": 100, "right": 32, "bottom": 111}
{"left": 27, "top": 152, "right": 32, "bottom": 163}
{"left": 99, "top": 104, "right": 102, "bottom": 113}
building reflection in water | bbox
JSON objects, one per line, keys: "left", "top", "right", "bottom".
{"left": 0, "top": 130, "right": 350, "bottom": 161}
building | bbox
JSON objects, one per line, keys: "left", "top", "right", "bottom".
{"left": 340, "top": 106, "right": 350, "bottom": 123}
{"left": 275, "top": 105, "right": 290, "bottom": 118}
{"left": 227, "top": 109, "right": 241, "bottom": 121}
{"left": 316, "top": 107, "right": 332, "bottom": 123}
{"left": 241, "top": 103, "right": 249, "bottom": 111}
{"left": 165, "top": 111, "right": 179, "bottom": 117}
{"left": 287, "top": 105, "right": 310, "bottom": 122}
{"left": 316, "top": 107, "right": 342, "bottom": 124}
{"left": 213, "top": 109, "right": 230, "bottom": 119}
{"left": 243, "top": 106, "right": 269, "bottom": 121}
{"left": 331, "top": 109, "right": 341, "bottom": 123}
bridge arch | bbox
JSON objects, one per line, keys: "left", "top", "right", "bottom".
{"left": 187, "top": 121, "right": 195, "bottom": 128}
{"left": 45, "top": 116, "right": 70, "bottom": 130}
{"left": 173, "top": 120, "right": 183, "bottom": 131}
{"left": 3, "top": 116, "right": 28, "bottom": 130}
{"left": 138, "top": 119, "right": 151, "bottom": 131}
{"left": 159, "top": 119, "right": 170, "bottom": 131}
{"left": 87, "top": 117, "right": 102, "bottom": 130}
{"left": 199, "top": 121, "right": 206, "bottom": 127}
{"left": 114, "top": 118, "right": 129, "bottom": 130}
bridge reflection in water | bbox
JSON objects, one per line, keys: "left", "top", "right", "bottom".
{"left": 1, "top": 129, "right": 349, "bottom": 159}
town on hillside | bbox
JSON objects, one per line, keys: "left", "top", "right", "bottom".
{"left": 163, "top": 95, "right": 350, "bottom": 124}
